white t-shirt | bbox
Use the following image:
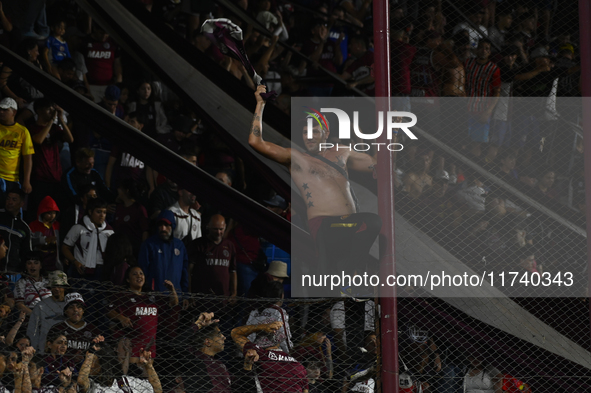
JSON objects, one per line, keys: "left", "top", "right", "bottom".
{"left": 330, "top": 301, "right": 377, "bottom": 347}
{"left": 247, "top": 307, "right": 293, "bottom": 353}
{"left": 89, "top": 376, "right": 154, "bottom": 393}
{"left": 350, "top": 378, "right": 375, "bottom": 393}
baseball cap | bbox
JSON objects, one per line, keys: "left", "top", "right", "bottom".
{"left": 157, "top": 217, "right": 173, "bottom": 226}
{"left": 47, "top": 270, "right": 70, "bottom": 287}
{"left": 263, "top": 195, "right": 288, "bottom": 210}
{"left": 104, "top": 85, "right": 121, "bottom": 101}
{"left": 0, "top": 98, "right": 18, "bottom": 110}
{"left": 530, "top": 46, "right": 550, "bottom": 59}
{"left": 172, "top": 115, "right": 194, "bottom": 134}
{"left": 64, "top": 292, "right": 85, "bottom": 313}
{"left": 266, "top": 261, "right": 289, "bottom": 278}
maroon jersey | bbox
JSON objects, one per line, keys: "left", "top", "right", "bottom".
{"left": 346, "top": 51, "right": 375, "bottom": 96}
{"left": 464, "top": 58, "right": 501, "bottom": 112}
{"left": 243, "top": 342, "right": 308, "bottom": 393}
{"left": 182, "top": 351, "right": 232, "bottom": 393}
{"left": 84, "top": 37, "right": 120, "bottom": 85}
{"left": 109, "top": 146, "right": 147, "bottom": 185}
{"left": 107, "top": 292, "right": 163, "bottom": 357}
{"left": 28, "top": 123, "right": 64, "bottom": 183}
{"left": 188, "top": 238, "right": 236, "bottom": 296}
{"left": 112, "top": 202, "right": 149, "bottom": 252}
{"left": 47, "top": 321, "right": 99, "bottom": 363}
{"left": 410, "top": 47, "right": 440, "bottom": 98}
{"left": 390, "top": 41, "right": 417, "bottom": 95}
{"left": 302, "top": 39, "right": 338, "bottom": 73}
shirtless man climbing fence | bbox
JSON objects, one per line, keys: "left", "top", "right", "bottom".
{"left": 248, "top": 85, "right": 382, "bottom": 296}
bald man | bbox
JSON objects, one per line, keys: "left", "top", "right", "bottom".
{"left": 187, "top": 214, "right": 237, "bottom": 298}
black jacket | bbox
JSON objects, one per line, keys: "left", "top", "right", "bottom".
{"left": 0, "top": 210, "right": 32, "bottom": 272}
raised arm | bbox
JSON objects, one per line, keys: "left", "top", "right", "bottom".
{"left": 139, "top": 349, "right": 162, "bottom": 393}
{"left": 164, "top": 280, "right": 179, "bottom": 307}
{"left": 78, "top": 336, "right": 103, "bottom": 393}
{"left": 248, "top": 85, "right": 291, "bottom": 166}
{"left": 231, "top": 321, "right": 283, "bottom": 351}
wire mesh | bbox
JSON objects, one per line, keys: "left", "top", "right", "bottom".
{"left": 0, "top": 276, "right": 381, "bottom": 393}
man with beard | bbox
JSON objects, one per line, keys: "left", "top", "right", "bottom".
{"left": 139, "top": 210, "right": 189, "bottom": 294}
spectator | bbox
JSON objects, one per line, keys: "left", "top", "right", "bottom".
{"left": 13, "top": 252, "right": 50, "bottom": 316}
{"left": 43, "top": 19, "right": 71, "bottom": 79}
{"left": 101, "top": 233, "right": 135, "bottom": 286}
{"left": 231, "top": 320, "right": 308, "bottom": 393}
{"left": 107, "top": 267, "right": 178, "bottom": 362}
{"left": 64, "top": 26, "right": 93, "bottom": 100}
{"left": 42, "top": 332, "right": 76, "bottom": 387}
{"left": 301, "top": 19, "right": 343, "bottom": 96}
{"left": 390, "top": 22, "right": 416, "bottom": 111}
{"left": 248, "top": 260, "right": 289, "bottom": 299}
{"left": 157, "top": 116, "right": 194, "bottom": 155}
{"left": 464, "top": 39, "right": 501, "bottom": 150}
{"left": 27, "top": 98, "right": 73, "bottom": 213}
{"left": 489, "top": 46, "right": 520, "bottom": 147}
{"left": 62, "top": 198, "right": 114, "bottom": 280}
{"left": 46, "top": 293, "right": 99, "bottom": 363}
{"left": 0, "top": 40, "right": 45, "bottom": 109}
{"left": 105, "top": 112, "right": 154, "bottom": 194}
{"left": 338, "top": 35, "right": 374, "bottom": 96}
{"left": 246, "top": 281, "right": 293, "bottom": 354}
{"left": 59, "top": 185, "right": 97, "bottom": 246}
{"left": 463, "top": 355, "right": 503, "bottom": 393}
{"left": 453, "top": 7, "right": 488, "bottom": 49}
{"left": 187, "top": 214, "right": 236, "bottom": 298}
{"left": 215, "top": 169, "right": 232, "bottom": 187}
{"left": 24, "top": 351, "right": 75, "bottom": 393}
{"left": 128, "top": 81, "right": 169, "bottom": 138}
{"left": 293, "top": 333, "right": 333, "bottom": 379}
{"left": 148, "top": 178, "right": 178, "bottom": 220}
{"left": 26, "top": 270, "right": 68, "bottom": 353}
{"left": 488, "top": 7, "right": 513, "bottom": 49}
{"left": 0, "top": 2, "right": 13, "bottom": 48}
{"left": 84, "top": 24, "right": 123, "bottom": 102}
{"left": 98, "top": 85, "right": 124, "bottom": 119}
{"left": 138, "top": 210, "right": 189, "bottom": 294}
{"left": 0, "top": 97, "right": 34, "bottom": 193}
{"left": 402, "top": 153, "right": 433, "bottom": 200}
{"left": 28, "top": 199, "right": 61, "bottom": 275}
{"left": 0, "top": 188, "right": 32, "bottom": 272}
{"left": 512, "top": 12, "right": 536, "bottom": 50}
{"left": 77, "top": 336, "right": 162, "bottom": 393}
{"left": 229, "top": 222, "right": 265, "bottom": 297}
{"left": 61, "top": 148, "right": 113, "bottom": 205}
{"left": 304, "top": 361, "right": 325, "bottom": 393}
{"left": 167, "top": 188, "right": 201, "bottom": 245}
{"left": 179, "top": 317, "right": 233, "bottom": 393}
{"left": 112, "top": 179, "right": 149, "bottom": 255}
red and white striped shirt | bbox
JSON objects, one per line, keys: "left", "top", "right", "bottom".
{"left": 464, "top": 58, "right": 501, "bottom": 112}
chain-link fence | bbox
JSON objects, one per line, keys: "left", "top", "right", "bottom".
{"left": 0, "top": 275, "right": 380, "bottom": 393}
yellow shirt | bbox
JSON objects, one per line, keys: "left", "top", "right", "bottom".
{"left": 0, "top": 122, "right": 35, "bottom": 182}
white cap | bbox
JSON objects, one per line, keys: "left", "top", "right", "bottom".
{"left": 0, "top": 97, "right": 17, "bottom": 111}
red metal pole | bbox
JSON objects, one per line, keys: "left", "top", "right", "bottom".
{"left": 373, "top": 1, "right": 399, "bottom": 392}
{"left": 579, "top": 0, "right": 591, "bottom": 353}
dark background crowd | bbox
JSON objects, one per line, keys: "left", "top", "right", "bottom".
{"left": 0, "top": 0, "right": 583, "bottom": 392}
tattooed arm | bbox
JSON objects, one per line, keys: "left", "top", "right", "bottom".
{"left": 78, "top": 336, "right": 104, "bottom": 393}
{"left": 248, "top": 85, "right": 291, "bottom": 166}
{"left": 231, "top": 321, "right": 283, "bottom": 351}
{"left": 139, "top": 349, "right": 162, "bottom": 393}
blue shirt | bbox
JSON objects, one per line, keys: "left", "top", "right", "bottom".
{"left": 46, "top": 36, "right": 71, "bottom": 63}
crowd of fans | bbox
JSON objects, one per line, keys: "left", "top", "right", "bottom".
{"left": 0, "top": 0, "right": 582, "bottom": 392}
